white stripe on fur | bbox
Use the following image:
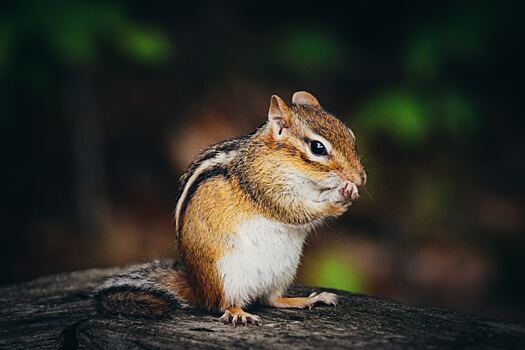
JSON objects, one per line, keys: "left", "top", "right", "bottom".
{"left": 174, "top": 150, "right": 237, "bottom": 233}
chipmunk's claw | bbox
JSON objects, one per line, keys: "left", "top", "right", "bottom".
{"left": 306, "top": 291, "right": 338, "bottom": 309}
{"left": 219, "top": 309, "right": 262, "bottom": 326}
{"left": 219, "top": 310, "right": 231, "bottom": 324}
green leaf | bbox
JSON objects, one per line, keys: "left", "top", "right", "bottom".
{"left": 356, "top": 90, "right": 429, "bottom": 145}
{"left": 117, "top": 26, "right": 172, "bottom": 65}
{"left": 315, "top": 256, "right": 364, "bottom": 293}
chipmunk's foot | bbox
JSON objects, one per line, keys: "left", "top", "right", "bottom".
{"left": 267, "top": 292, "right": 338, "bottom": 309}
{"left": 219, "top": 306, "right": 262, "bottom": 326}
{"left": 306, "top": 291, "right": 338, "bottom": 309}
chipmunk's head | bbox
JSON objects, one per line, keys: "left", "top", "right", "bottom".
{"left": 261, "top": 91, "right": 366, "bottom": 218}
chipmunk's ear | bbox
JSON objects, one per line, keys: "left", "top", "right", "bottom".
{"left": 268, "top": 95, "right": 291, "bottom": 138}
{"left": 292, "top": 91, "right": 320, "bottom": 107}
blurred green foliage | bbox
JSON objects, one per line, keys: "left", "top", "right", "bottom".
{"left": 357, "top": 90, "right": 429, "bottom": 144}
{"left": 353, "top": 5, "right": 494, "bottom": 146}
{"left": 0, "top": 1, "right": 171, "bottom": 70}
{"left": 117, "top": 26, "right": 170, "bottom": 65}
{"left": 315, "top": 256, "right": 364, "bottom": 293}
{"left": 356, "top": 89, "right": 477, "bottom": 145}
{"left": 276, "top": 26, "right": 347, "bottom": 76}
{"left": 405, "top": 9, "right": 487, "bottom": 80}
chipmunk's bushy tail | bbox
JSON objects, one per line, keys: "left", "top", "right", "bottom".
{"left": 94, "top": 260, "right": 192, "bottom": 319}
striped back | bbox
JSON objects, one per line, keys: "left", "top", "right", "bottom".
{"left": 173, "top": 135, "right": 252, "bottom": 236}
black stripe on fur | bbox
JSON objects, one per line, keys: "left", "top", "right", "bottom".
{"left": 177, "top": 165, "right": 229, "bottom": 235}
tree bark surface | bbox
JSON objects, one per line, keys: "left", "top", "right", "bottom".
{"left": 1, "top": 261, "right": 523, "bottom": 349}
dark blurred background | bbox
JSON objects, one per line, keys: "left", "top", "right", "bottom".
{"left": 1, "top": 1, "right": 524, "bottom": 322}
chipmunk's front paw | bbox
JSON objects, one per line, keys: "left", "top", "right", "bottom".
{"left": 219, "top": 307, "right": 262, "bottom": 326}
{"left": 306, "top": 291, "right": 338, "bottom": 309}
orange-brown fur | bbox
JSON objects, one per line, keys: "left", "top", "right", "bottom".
{"left": 177, "top": 94, "right": 364, "bottom": 312}
{"left": 179, "top": 176, "right": 259, "bottom": 310}
{"left": 161, "top": 268, "right": 197, "bottom": 306}
{"left": 269, "top": 296, "right": 311, "bottom": 308}
{"left": 233, "top": 101, "right": 363, "bottom": 224}
{"left": 291, "top": 104, "right": 364, "bottom": 184}
{"left": 96, "top": 91, "right": 365, "bottom": 323}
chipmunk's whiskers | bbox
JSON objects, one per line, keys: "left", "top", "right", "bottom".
{"left": 363, "top": 186, "right": 375, "bottom": 203}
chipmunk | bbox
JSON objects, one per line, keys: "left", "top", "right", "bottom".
{"left": 95, "top": 91, "right": 366, "bottom": 326}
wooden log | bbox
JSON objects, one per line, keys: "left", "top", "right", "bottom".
{"left": 1, "top": 261, "right": 524, "bottom": 349}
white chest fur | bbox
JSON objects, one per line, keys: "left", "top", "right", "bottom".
{"left": 217, "top": 216, "right": 312, "bottom": 307}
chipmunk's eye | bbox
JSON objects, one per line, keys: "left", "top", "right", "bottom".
{"left": 310, "top": 140, "right": 327, "bottom": 156}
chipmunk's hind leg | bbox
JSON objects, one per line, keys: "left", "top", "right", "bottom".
{"left": 219, "top": 306, "right": 262, "bottom": 326}
{"left": 267, "top": 292, "right": 337, "bottom": 309}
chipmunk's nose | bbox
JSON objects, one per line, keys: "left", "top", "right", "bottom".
{"left": 347, "top": 169, "right": 366, "bottom": 187}
{"left": 359, "top": 170, "right": 367, "bottom": 186}
{"left": 337, "top": 168, "right": 366, "bottom": 187}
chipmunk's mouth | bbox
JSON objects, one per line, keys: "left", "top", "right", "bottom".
{"left": 315, "top": 181, "right": 359, "bottom": 205}
{"left": 286, "top": 169, "right": 359, "bottom": 206}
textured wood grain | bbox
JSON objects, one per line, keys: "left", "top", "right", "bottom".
{"left": 1, "top": 261, "right": 524, "bottom": 349}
